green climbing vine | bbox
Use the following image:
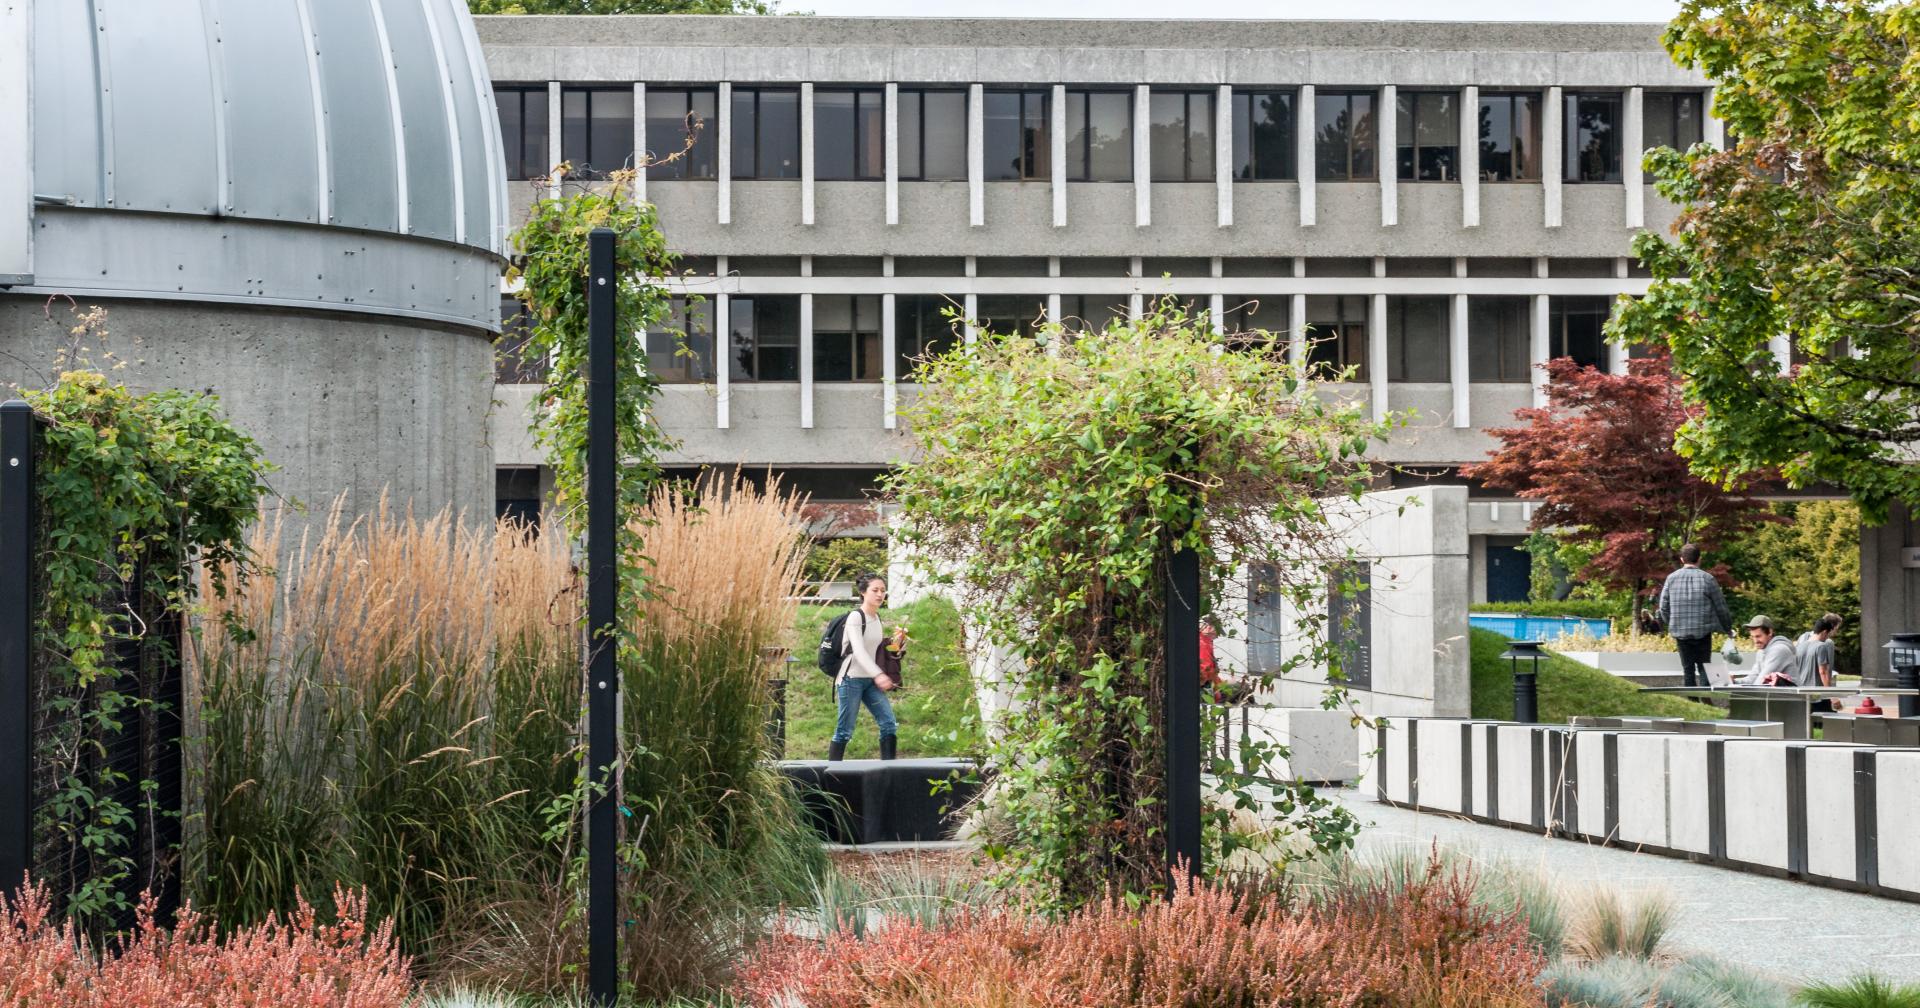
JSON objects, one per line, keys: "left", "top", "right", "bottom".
{"left": 506, "top": 167, "right": 679, "bottom": 586}
{"left": 17, "top": 307, "right": 273, "bottom": 929}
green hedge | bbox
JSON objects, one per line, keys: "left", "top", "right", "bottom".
{"left": 1469, "top": 600, "right": 1622, "bottom": 622}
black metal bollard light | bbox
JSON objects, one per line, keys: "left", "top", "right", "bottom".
{"left": 1503, "top": 639, "right": 1545, "bottom": 723}
{"left": 1883, "top": 633, "right": 1920, "bottom": 719}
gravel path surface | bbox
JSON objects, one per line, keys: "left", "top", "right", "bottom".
{"left": 1337, "top": 789, "right": 1920, "bottom": 984}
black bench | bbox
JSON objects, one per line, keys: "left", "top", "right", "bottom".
{"left": 779, "top": 758, "right": 982, "bottom": 845}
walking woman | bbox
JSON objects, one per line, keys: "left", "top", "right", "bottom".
{"left": 828, "top": 571, "right": 906, "bottom": 761}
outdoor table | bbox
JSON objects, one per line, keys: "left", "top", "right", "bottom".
{"left": 1637, "top": 686, "right": 1920, "bottom": 740}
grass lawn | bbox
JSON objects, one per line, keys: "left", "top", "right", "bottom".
{"left": 1469, "top": 628, "right": 1723, "bottom": 723}
{"left": 782, "top": 595, "right": 982, "bottom": 759}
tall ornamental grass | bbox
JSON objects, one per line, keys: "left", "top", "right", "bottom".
{"left": 193, "top": 476, "right": 821, "bottom": 999}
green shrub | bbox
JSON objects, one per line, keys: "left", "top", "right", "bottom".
{"left": 1799, "top": 975, "right": 1920, "bottom": 1008}
{"left": 1470, "top": 600, "right": 1624, "bottom": 622}
{"left": 802, "top": 537, "right": 887, "bottom": 583}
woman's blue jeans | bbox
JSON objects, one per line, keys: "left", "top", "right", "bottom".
{"left": 831, "top": 677, "right": 898, "bottom": 744}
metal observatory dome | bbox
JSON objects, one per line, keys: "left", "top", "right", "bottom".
{"left": 1, "top": 0, "right": 511, "bottom": 522}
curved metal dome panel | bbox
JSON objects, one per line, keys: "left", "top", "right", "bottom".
{"left": 30, "top": 0, "right": 506, "bottom": 255}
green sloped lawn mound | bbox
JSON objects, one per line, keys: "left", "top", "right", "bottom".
{"left": 1469, "top": 628, "right": 1721, "bottom": 723}
{"left": 784, "top": 595, "right": 981, "bottom": 759}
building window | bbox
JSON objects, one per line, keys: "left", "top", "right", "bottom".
{"left": 645, "top": 87, "right": 717, "bottom": 180}
{"left": 1564, "top": 91, "right": 1623, "bottom": 182}
{"left": 815, "top": 88, "right": 884, "bottom": 181}
{"left": 561, "top": 87, "right": 633, "bottom": 180}
{"left": 899, "top": 88, "right": 967, "bottom": 181}
{"left": 1396, "top": 90, "right": 1460, "bottom": 182}
{"left": 1468, "top": 296, "right": 1530, "bottom": 383}
{"left": 1232, "top": 89, "right": 1296, "bottom": 181}
{"left": 1222, "top": 295, "right": 1287, "bottom": 351}
{"left": 975, "top": 295, "right": 1048, "bottom": 337}
{"left": 895, "top": 295, "right": 961, "bottom": 381}
{"left": 1477, "top": 91, "right": 1541, "bottom": 182}
{"left": 495, "top": 86, "right": 549, "bottom": 181}
{"left": 1306, "top": 294, "right": 1369, "bottom": 380}
{"left": 496, "top": 294, "right": 545, "bottom": 384}
{"left": 1246, "top": 562, "right": 1282, "bottom": 675}
{"left": 731, "top": 87, "right": 801, "bottom": 180}
{"left": 1643, "top": 91, "right": 1704, "bottom": 153}
{"left": 1149, "top": 90, "right": 1215, "bottom": 182}
{"left": 1386, "top": 296, "right": 1449, "bottom": 382}
{"left": 813, "top": 294, "right": 884, "bottom": 381}
{"left": 983, "top": 88, "right": 1050, "bottom": 180}
{"left": 729, "top": 295, "right": 801, "bottom": 380}
{"left": 1548, "top": 296, "right": 1611, "bottom": 370}
{"left": 1064, "top": 89, "right": 1132, "bottom": 182}
{"left": 1315, "top": 90, "right": 1376, "bottom": 181}
{"left": 644, "top": 297, "right": 716, "bottom": 383}
{"left": 1057, "top": 294, "right": 1126, "bottom": 335}
{"left": 496, "top": 467, "right": 544, "bottom": 532}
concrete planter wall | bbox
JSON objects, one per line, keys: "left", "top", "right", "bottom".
{"left": 1362, "top": 716, "right": 1920, "bottom": 902}
{"left": 1556, "top": 649, "right": 1739, "bottom": 686}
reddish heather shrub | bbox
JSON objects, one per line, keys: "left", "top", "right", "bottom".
{"left": 0, "top": 878, "right": 412, "bottom": 1007}
{"left": 737, "top": 862, "right": 1547, "bottom": 1008}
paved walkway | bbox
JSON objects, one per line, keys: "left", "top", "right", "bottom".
{"left": 1336, "top": 790, "right": 1920, "bottom": 984}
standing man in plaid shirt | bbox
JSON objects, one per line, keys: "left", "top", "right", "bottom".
{"left": 1655, "top": 543, "right": 1733, "bottom": 689}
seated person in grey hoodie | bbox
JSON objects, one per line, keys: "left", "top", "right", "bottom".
{"left": 1738, "top": 615, "right": 1800, "bottom": 686}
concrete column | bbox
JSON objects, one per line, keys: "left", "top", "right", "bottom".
{"left": 1209, "top": 293, "right": 1225, "bottom": 334}
{"left": 1216, "top": 84, "right": 1233, "bottom": 227}
{"left": 963, "top": 291, "right": 978, "bottom": 343}
{"left": 1379, "top": 84, "right": 1398, "bottom": 227}
{"left": 1611, "top": 258, "right": 1632, "bottom": 375}
{"left": 1289, "top": 293, "right": 1308, "bottom": 367}
{"left": 718, "top": 82, "right": 732, "bottom": 224}
{"left": 715, "top": 279, "right": 731, "bottom": 429}
{"left": 1134, "top": 84, "right": 1151, "bottom": 226}
{"left": 1861, "top": 503, "right": 1919, "bottom": 684}
{"left": 968, "top": 83, "right": 984, "bottom": 227}
{"left": 1450, "top": 292, "right": 1470, "bottom": 427}
{"left": 882, "top": 291, "right": 898, "bottom": 429}
{"left": 1297, "top": 84, "right": 1316, "bottom": 226}
{"left": 1704, "top": 86, "right": 1726, "bottom": 150}
{"left": 800, "top": 83, "right": 815, "bottom": 226}
{"left": 546, "top": 82, "right": 561, "bottom": 196}
{"left": 1770, "top": 334, "right": 1792, "bottom": 374}
{"left": 799, "top": 293, "right": 814, "bottom": 428}
{"left": 1531, "top": 292, "right": 1551, "bottom": 408}
{"left": 1460, "top": 85, "right": 1480, "bottom": 227}
{"left": 884, "top": 83, "right": 899, "bottom": 226}
{"left": 1370, "top": 292, "right": 1388, "bottom": 421}
{"left": 1051, "top": 84, "right": 1067, "bottom": 227}
{"left": 632, "top": 82, "right": 647, "bottom": 201}
{"left": 1624, "top": 86, "right": 1644, "bottom": 229}
{"left": 1543, "top": 86, "right": 1563, "bottom": 228}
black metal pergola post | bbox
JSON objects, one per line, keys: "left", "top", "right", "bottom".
{"left": 1164, "top": 543, "right": 1202, "bottom": 883}
{"left": 0, "top": 400, "right": 34, "bottom": 890}
{"left": 585, "top": 228, "right": 619, "bottom": 1006}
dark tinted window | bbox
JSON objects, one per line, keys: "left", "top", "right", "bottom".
{"left": 1315, "top": 90, "right": 1376, "bottom": 181}
{"left": 1643, "top": 92, "right": 1704, "bottom": 153}
{"left": 732, "top": 87, "right": 801, "bottom": 180}
{"left": 974, "top": 295, "right": 1048, "bottom": 337}
{"left": 1150, "top": 90, "right": 1214, "bottom": 182}
{"left": 645, "top": 87, "right": 717, "bottom": 180}
{"left": 1386, "top": 296, "right": 1449, "bottom": 382}
{"left": 645, "top": 297, "right": 716, "bottom": 383}
{"left": 1065, "top": 90, "right": 1132, "bottom": 182}
{"left": 561, "top": 87, "right": 633, "bottom": 180}
{"left": 496, "top": 295, "right": 544, "bottom": 383}
{"left": 895, "top": 294, "right": 962, "bottom": 380}
{"left": 815, "top": 88, "right": 884, "bottom": 181}
{"left": 1232, "top": 89, "right": 1295, "bottom": 181}
{"left": 1057, "top": 294, "right": 1126, "bottom": 335}
{"left": 1478, "top": 91, "right": 1541, "bottom": 181}
{"left": 1548, "top": 295, "right": 1611, "bottom": 369}
{"left": 1396, "top": 90, "right": 1459, "bottom": 182}
{"left": 1468, "top": 296, "right": 1530, "bottom": 383}
{"left": 1222, "top": 295, "right": 1287, "bottom": 352}
{"left": 1565, "top": 91, "right": 1623, "bottom": 182}
{"left": 1306, "top": 294, "right": 1369, "bottom": 379}
{"left": 813, "top": 294, "right": 884, "bottom": 381}
{"left": 495, "top": 86, "right": 548, "bottom": 181}
{"left": 983, "top": 89, "right": 1049, "bottom": 180}
{"left": 729, "top": 295, "right": 800, "bottom": 380}
{"left": 899, "top": 89, "right": 967, "bottom": 181}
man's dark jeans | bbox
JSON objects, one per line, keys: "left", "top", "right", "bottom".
{"left": 1676, "top": 635, "right": 1713, "bottom": 688}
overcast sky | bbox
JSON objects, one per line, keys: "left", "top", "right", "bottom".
{"left": 795, "top": 0, "right": 1682, "bottom": 21}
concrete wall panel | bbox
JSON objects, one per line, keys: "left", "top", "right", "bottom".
{"left": 1614, "top": 732, "right": 1668, "bottom": 848}
{"left": 1723, "top": 741, "right": 1790, "bottom": 870}
{"left": 1667, "top": 736, "right": 1713, "bottom": 854}
{"left": 1875, "top": 752, "right": 1920, "bottom": 893}
{"left": 1805, "top": 744, "right": 1859, "bottom": 882}
{"left": 1495, "top": 724, "right": 1536, "bottom": 827}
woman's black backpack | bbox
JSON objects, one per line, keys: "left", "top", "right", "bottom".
{"left": 816, "top": 609, "right": 856, "bottom": 679}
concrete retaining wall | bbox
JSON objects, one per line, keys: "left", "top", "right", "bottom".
{"left": 1366, "top": 716, "right": 1920, "bottom": 901}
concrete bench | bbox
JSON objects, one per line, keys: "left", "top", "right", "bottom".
{"left": 1822, "top": 715, "right": 1920, "bottom": 747}
{"left": 780, "top": 758, "right": 982, "bottom": 845}
{"left": 1676, "top": 719, "right": 1785, "bottom": 738}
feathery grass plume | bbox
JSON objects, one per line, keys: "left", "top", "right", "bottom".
{"left": 1564, "top": 885, "right": 1673, "bottom": 963}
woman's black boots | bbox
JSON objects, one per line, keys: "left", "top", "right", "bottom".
{"left": 879, "top": 735, "right": 897, "bottom": 761}
{"left": 828, "top": 740, "right": 846, "bottom": 761}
